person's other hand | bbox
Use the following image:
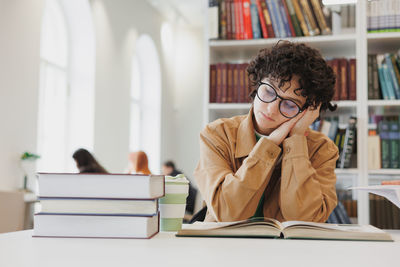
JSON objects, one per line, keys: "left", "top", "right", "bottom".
{"left": 267, "top": 111, "right": 306, "bottom": 146}
{"left": 290, "top": 104, "right": 321, "bottom": 137}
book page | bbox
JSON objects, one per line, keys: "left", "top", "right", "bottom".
{"left": 350, "top": 185, "right": 400, "bottom": 209}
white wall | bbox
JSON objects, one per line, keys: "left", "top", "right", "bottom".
{"left": 91, "top": 0, "right": 166, "bottom": 173}
{"left": 161, "top": 23, "right": 204, "bottom": 186}
{"left": 0, "top": 0, "right": 44, "bottom": 190}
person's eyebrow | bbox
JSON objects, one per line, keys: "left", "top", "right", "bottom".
{"left": 265, "top": 80, "right": 303, "bottom": 106}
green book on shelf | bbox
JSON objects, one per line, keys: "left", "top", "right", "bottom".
{"left": 176, "top": 217, "right": 393, "bottom": 242}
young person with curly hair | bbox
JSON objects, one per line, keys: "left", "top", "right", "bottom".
{"left": 194, "top": 41, "right": 339, "bottom": 223}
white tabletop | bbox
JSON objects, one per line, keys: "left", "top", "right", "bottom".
{"left": 1, "top": 229, "right": 400, "bottom": 267}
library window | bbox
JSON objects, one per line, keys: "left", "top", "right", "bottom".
{"left": 38, "top": 0, "right": 95, "bottom": 175}
{"left": 130, "top": 34, "right": 161, "bottom": 173}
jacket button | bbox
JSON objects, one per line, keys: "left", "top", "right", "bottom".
{"left": 286, "top": 148, "right": 290, "bottom": 153}
{"left": 269, "top": 152, "right": 275, "bottom": 158}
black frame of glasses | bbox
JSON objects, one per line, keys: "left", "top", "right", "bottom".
{"left": 256, "top": 82, "right": 306, "bottom": 118}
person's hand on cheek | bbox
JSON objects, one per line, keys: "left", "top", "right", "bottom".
{"left": 267, "top": 111, "right": 306, "bottom": 146}
{"left": 290, "top": 104, "right": 321, "bottom": 137}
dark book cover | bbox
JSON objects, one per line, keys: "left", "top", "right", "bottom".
{"left": 260, "top": 0, "right": 275, "bottom": 37}
{"left": 210, "top": 64, "right": 217, "bottom": 103}
{"left": 339, "top": 58, "right": 348, "bottom": 100}
{"left": 348, "top": 58, "right": 356, "bottom": 100}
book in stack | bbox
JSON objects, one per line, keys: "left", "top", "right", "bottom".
{"left": 33, "top": 173, "right": 165, "bottom": 239}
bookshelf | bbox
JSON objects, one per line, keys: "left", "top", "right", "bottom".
{"left": 204, "top": 0, "right": 400, "bottom": 225}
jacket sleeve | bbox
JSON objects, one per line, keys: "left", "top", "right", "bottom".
{"left": 280, "top": 134, "right": 339, "bottom": 222}
{"left": 194, "top": 126, "right": 281, "bottom": 222}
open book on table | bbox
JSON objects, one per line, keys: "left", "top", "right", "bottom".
{"left": 176, "top": 217, "right": 393, "bottom": 242}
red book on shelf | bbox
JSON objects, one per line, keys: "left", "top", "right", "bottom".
{"left": 260, "top": 0, "right": 275, "bottom": 37}
{"left": 348, "top": 58, "right": 357, "bottom": 100}
{"left": 255, "top": 0, "right": 269, "bottom": 38}
{"left": 238, "top": 0, "right": 246, "bottom": 40}
{"left": 230, "top": 0, "right": 237, "bottom": 39}
{"left": 243, "top": 63, "right": 251, "bottom": 102}
{"left": 221, "top": 63, "right": 228, "bottom": 103}
{"left": 331, "top": 59, "right": 341, "bottom": 101}
{"left": 242, "top": 0, "right": 253, "bottom": 39}
{"left": 210, "top": 64, "right": 217, "bottom": 103}
{"left": 227, "top": 63, "right": 234, "bottom": 103}
{"left": 233, "top": 64, "right": 240, "bottom": 103}
{"left": 216, "top": 63, "right": 224, "bottom": 103}
{"left": 339, "top": 58, "right": 348, "bottom": 100}
{"left": 238, "top": 63, "right": 245, "bottom": 102}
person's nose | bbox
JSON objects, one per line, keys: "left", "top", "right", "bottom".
{"left": 265, "top": 99, "right": 280, "bottom": 116}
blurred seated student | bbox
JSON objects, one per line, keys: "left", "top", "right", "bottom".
{"left": 72, "top": 148, "right": 108, "bottom": 173}
{"left": 162, "top": 160, "right": 197, "bottom": 219}
{"left": 128, "top": 151, "right": 151, "bottom": 175}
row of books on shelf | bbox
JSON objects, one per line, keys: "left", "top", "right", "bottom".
{"left": 369, "top": 115, "right": 400, "bottom": 169}
{"left": 33, "top": 173, "right": 165, "bottom": 239}
{"left": 209, "top": 58, "right": 355, "bottom": 103}
{"left": 208, "top": 0, "right": 342, "bottom": 40}
{"left": 367, "top": 0, "right": 400, "bottom": 33}
{"left": 368, "top": 51, "right": 400, "bottom": 100}
{"left": 311, "top": 116, "right": 357, "bottom": 169}
{"left": 210, "top": 63, "right": 251, "bottom": 103}
{"left": 337, "top": 189, "right": 357, "bottom": 219}
{"left": 327, "top": 58, "right": 356, "bottom": 101}
{"left": 370, "top": 194, "right": 400, "bottom": 229}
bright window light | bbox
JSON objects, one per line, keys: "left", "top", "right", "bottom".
{"left": 322, "top": 0, "right": 357, "bottom": 5}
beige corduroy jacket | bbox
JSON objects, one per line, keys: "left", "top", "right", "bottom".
{"left": 194, "top": 108, "right": 339, "bottom": 223}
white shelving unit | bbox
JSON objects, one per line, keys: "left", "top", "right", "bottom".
{"left": 203, "top": 1, "right": 400, "bottom": 225}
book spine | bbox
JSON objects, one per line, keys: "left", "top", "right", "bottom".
{"left": 230, "top": 0, "right": 236, "bottom": 39}
{"left": 331, "top": 59, "right": 340, "bottom": 100}
{"left": 278, "top": 0, "right": 294, "bottom": 37}
{"left": 260, "top": 0, "right": 275, "bottom": 37}
{"left": 233, "top": 64, "right": 240, "bottom": 103}
{"left": 266, "top": 0, "right": 281, "bottom": 37}
{"left": 382, "top": 59, "right": 397, "bottom": 99}
{"left": 371, "top": 55, "right": 382, "bottom": 99}
{"left": 234, "top": 0, "right": 241, "bottom": 39}
{"left": 221, "top": 63, "right": 228, "bottom": 102}
{"left": 368, "top": 55, "right": 374, "bottom": 100}
{"left": 250, "top": 0, "right": 262, "bottom": 38}
{"left": 292, "top": 0, "right": 310, "bottom": 36}
{"left": 242, "top": 0, "right": 253, "bottom": 39}
{"left": 339, "top": 58, "right": 348, "bottom": 100}
{"left": 208, "top": 0, "right": 220, "bottom": 39}
{"left": 227, "top": 63, "right": 234, "bottom": 103}
{"left": 379, "top": 119, "right": 391, "bottom": 169}
{"left": 348, "top": 58, "right": 356, "bottom": 100}
{"left": 299, "top": 0, "right": 320, "bottom": 35}
{"left": 219, "top": 0, "right": 228, "bottom": 39}
{"left": 339, "top": 117, "right": 357, "bottom": 169}
{"left": 239, "top": 63, "right": 246, "bottom": 103}
{"left": 377, "top": 55, "right": 390, "bottom": 99}
{"left": 237, "top": 0, "right": 246, "bottom": 39}
{"left": 388, "top": 118, "right": 400, "bottom": 168}
{"left": 210, "top": 64, "right": 217, "bottom": 103}
{"left": 385, "top": 53, "right": 400, "bottom": 99}
{"left": 281, "top": 0, "right": 296, "bottom": 36}
{"left": 216, "top": 63, "right": 223, "bottom": 103}
{"left": 309, "top": 0, "right": 331, "bottom": 35}
{"left": 285, "top": 0, "right": 303, "bottom": 36}
{"left": 271, "top": 0, "right": 288, "bottom": 37}
{"left": 255, "top": 0, "right": 269, "bottom": 38}
{"left": 226, "top": 0, "right": 233, "bottom": 39}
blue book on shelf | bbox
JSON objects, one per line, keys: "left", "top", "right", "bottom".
{"left": 270, "top": 0, "right": 287, "bottom": 37}
{"left": 266, "top": 0, "right": 282, "bottom": 38}
{"left": 382, "top": 62, "right": 397, "bottom": 99}
{"left": 277, "top": 0, "right": 292, "bottom": 37}
{"left": 377, "top": 65, "right": 390, "bottom": 99}
{"left": 384, "top": 53, "right": 400, "bottom": 99}
{"left": 250, "top": 0, "right": 262, "bottom": 39}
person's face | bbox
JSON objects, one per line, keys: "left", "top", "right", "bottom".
{"left": 162, "top": 165, "right": 173, "bottom": 176}
{"left": 253, "top": 76, "right": 307, "bottom": 135}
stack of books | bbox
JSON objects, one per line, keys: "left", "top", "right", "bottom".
{"left": 33, "top": 173, "right": 165, "bottom": 239}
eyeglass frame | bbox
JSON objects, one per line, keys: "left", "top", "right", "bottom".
{"left": 256, "top": 81, "right": 306, "bottom": 118}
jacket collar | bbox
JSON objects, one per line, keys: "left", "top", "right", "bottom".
{"left": 235, "top": 106, "right": 257, "bottom": 158}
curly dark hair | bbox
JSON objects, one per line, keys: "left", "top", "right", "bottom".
{"left": 247, "top": 40, "right": 337, "bottom": 112}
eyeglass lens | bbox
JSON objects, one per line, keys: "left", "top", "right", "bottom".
{"left": 257, "top": 83, "right": 300, "bottom": 118}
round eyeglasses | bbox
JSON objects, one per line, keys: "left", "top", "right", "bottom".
{"left": 256, "top": 82, "right": 305, "bottom": 118}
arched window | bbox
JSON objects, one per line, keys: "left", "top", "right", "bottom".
{"left": 38, "top": 0, "right": 95, "bottom": 173}
{"left": 38, "top": 0, "right": 69, "bottom": 173}
{"left": 130, "top": 35, "right": 161, "bottom": 173}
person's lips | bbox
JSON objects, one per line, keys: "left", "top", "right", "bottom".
{"left": 261, "top": 112, "right": 275, "bottom": 121}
